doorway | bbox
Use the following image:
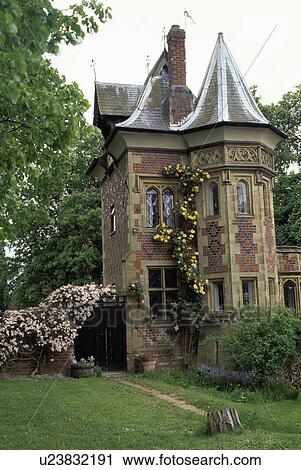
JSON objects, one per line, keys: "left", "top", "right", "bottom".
{"left": 75, "top": 304, "right": 127, "bottom": 372}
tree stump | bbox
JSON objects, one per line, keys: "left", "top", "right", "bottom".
{"left": 207, "top": 408, "right": 242, "bottom": 435}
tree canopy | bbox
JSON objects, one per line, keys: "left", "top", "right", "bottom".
{"left": 0, "top": 0, "right": 111, "bottom": 240}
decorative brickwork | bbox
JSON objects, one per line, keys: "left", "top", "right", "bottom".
{"left": 202, "top": 221, "right": 226, "bottom": 274}
{"left": 102, "top": 157, "right": 129, "bottom": 286}
{"left": 234, "top": 218, "right": 259, "bottom": 272}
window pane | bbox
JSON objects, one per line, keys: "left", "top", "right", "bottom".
{"left": 110, "top": 204, "right": 115, "bottom": 233}
{"left": 237, "top": 181, "right": 249, "bottom": 214}
{"left": 165, "top": 291, "right": 178, "bottom": 318}
{"left": 284, "top": 281, "right": 296, "bottom": 311}
{"left": 165, "top": 268, "right": 178, "bottom": 288}
{"left": 146, "top": 188, "right": 159, "bottom": 227}
{"left": 162, "top": 189, "right": 175, "bottom": 228}
{"left": 242, "top": 280, "right": 254, "bottom": 305}
{"left": 212, "top": 282, "right": 224, "bottom": 311}
{"left": 149, "top": 291, "right": 163, "bottom": 318}
{"left": 149, "top": 269, "right": 162, "bottom": 288}
{"left": 210, "top": 182, "right": 219, "bottom": 216}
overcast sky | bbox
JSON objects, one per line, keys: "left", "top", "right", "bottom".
{"left": 52, "top": 0, "right": 301, "bottom": 123}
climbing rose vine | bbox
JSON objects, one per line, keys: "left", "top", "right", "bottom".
{"left": 0, "top": 283, "right": 117, "bottom": 367}
{"left": 154, "top": 164, "right": 210, "bottom": 295}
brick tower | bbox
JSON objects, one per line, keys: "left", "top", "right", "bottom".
{"left": 89, "top": 27, "right": 285, "bottom": 370}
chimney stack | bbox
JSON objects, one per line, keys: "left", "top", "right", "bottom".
{"left": 166, "top": 25, "right": 193, "bottom": 125}
{"left": 167, "top": 25, "right": 186, "bottom": 87}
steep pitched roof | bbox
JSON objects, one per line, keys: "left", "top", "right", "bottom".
{"left": 180, "top": 33, "right": 269, "bottom": 130}
{"left": 95, "top": 82, "right": 143, "bottom": 117}
{"left": 116, "top": 50, "right": 171, "bottom": 130}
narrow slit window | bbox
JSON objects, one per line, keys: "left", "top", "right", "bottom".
{"left": 209, "top": 181, "right": 219, "bottom": 216}
{"left": 146, "top": 188, "right": 159, "bottom": 228}
{"left": 162, "top": 188, "right": 175, "bottom": 228}
{"left": 110, "top": 204, "right": 116, "bottom": 234}
{"left": 263, "top": 183, "right": 270, "bottom": 217}
{"left": 237, "top": 180, "right": 249, "bottom": 214}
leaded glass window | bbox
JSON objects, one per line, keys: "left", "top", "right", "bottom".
{"left": 146, "top": 188, "right": 159, "bottom": 227}
{"left": 162, "top": 188, "right": 175, "bottom": 228}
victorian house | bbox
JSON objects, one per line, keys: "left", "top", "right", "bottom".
{"left": 88, "top": 25, "right": 301, "bottom": 371}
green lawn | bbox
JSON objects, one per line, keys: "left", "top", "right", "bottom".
{"left": 0, "top": 375, "right": 300, "bottom": 449}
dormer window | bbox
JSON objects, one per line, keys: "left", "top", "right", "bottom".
{"left": 237, "top": 180, "right": 250, "bottom": 214}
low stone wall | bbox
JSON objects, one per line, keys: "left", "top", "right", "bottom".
{"left": 0, "top": 348, "right": 73, "bottom": 378}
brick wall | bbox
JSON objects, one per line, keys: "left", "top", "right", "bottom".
{"left": 0, "top": 348, "right": 72, "bottom": 378}
{"left": 277, "top": 249, "right": 301, "bottom": 273}
{"left": 102, "top": 157, "right": 129, "bottom": 287}
{"left": 202, "top": 220, "right": 226, "bottom": 274}
{"left": 234, "top": 218, "right": 259, "bottom": 272}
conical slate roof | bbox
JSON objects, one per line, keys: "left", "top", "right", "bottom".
{"left": 180, "top": 33, "right": 269, "bottom": 130}
{"left": 116, "top": 50, "right": 171, "bottom": 131}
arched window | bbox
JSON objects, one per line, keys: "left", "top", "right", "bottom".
{"left": 162, "top": 188, "right": 175, "bottom": 228}
{"left": 209, "top": 181, "right": 219, "bottom": 216}
{"left": 283, "top": 280, "right": 296, "bottom": 311}
{"left": 146, "top": 187, "right": 159, "bottom": 228}
{"left": 237, "top": 180, "right": 249, "bottom": 214}
{"left": 263, "top": 183, "right": 270, "bottom": 217}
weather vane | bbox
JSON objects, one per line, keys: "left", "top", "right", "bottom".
{"left": 162, "top": 27, "right": 167, "bottom": 49}
{"left": 184, "top": 10, "right": 196, "bottom": 31}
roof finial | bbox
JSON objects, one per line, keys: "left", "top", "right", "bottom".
{"left": 218, "top": 32, "right": 223, "bottom": 38}
{"left": 146, "top": 55, "right": 150, "bottom": 74}
{"left": 91, "top": 59, "right": 97, "bottom": 82}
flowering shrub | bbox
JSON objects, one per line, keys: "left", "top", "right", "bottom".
{"left": 0, "top": 283, "right": 113, "bottom": 369}
{"left": 127, "top": 281, "right": 144, "bottom": 301}
{"left": 154, "top": 164, "right": 210, "bottom": 295}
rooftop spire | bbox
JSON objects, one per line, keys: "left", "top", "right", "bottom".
{"left": 180, "top": 33, "right": 269, "bottom": 129}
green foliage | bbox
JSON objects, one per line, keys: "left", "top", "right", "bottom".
{"left": 261, "top": 380, "right": 299, "bottom": 401}
{"left": 222, "top": 306, "right": 297, "bottom": 381}
{"left": 274, "top": 172, "right": 301, "bottom": 246}
{"left": 7, "top": 126, "right": 103, "bottom": 309}
{"left": 251, "top": 84, "right": 301, "bottom": 173}
{"left": 0, "top": 243, "right": 10, "bottom": 312}
{"left": 0, "top": 0, "right": 111, "bottom": 240}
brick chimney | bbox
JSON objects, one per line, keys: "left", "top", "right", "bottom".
{"left": 166, "top": 25, "right": 193, "bottom": 125}
{"left": 167, "top": 25, "right": 186, "bottom": 86}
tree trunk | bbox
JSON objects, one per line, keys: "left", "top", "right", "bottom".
{"left": 207, "top": 408, "right": 242, "bottom": 435}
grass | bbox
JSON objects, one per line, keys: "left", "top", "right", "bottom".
{"left": 0, "top": 374, "right": 300, "bottom": 449}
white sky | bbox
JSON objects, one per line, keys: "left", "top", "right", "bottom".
{"left": 52, "top": 0, "right": 301, "bottom": 122}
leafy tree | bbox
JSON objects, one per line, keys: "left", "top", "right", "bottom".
{"left": 0, "top": 243, "right": 9, "bottom": 313}
{"left": 8, "top": 126, "right": 103, "bottom": 309}
{"left": 223, "top": 306, "right": 297, "bottom": 382}
{"left": 273, "top": 172, "right": 301, "bottom": 246}
{"left": 251, "top": 85, "right": 301, "bottom": 173}
{"left": 0, "top": 0, "right": 111, "bottom": 240}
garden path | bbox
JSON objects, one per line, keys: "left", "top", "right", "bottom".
{"left": 110, "top": 376, "right": 206, "bottom": 416}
